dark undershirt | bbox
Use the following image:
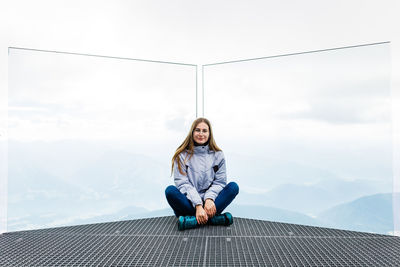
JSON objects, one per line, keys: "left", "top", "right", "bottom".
{"left": 194, "top": 139, "right": 210, "bottom": 147}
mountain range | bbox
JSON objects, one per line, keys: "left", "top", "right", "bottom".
{"left": 6, "top": 141, "right": 395, "bottom": 235}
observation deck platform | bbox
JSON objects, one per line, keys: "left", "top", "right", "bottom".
{"left": 1, "top": 216, "right": 399, "bottom": 266}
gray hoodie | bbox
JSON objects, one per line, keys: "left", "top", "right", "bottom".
{"left": 174, "top": 144, "right": 227, "bottom": 208}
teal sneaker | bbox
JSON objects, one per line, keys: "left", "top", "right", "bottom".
{"left": 178, "top": 216, "right": 198, "bottom": 231}
{"left": 209, "top": 212, "right": 233, "bottom": 226}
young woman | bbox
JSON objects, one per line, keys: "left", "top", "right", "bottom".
{"left": 165, "top": 117, "right": 239, "bottom": 230}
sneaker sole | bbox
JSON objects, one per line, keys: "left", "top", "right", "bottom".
{"left": 178, "top": 216, "right": 185, "bottom": 231}
{"left": 224, "top": 212, "right": 233, "bottom": 226}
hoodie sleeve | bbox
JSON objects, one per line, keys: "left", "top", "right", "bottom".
{"left": 174, "top": 154, "right": 203, "bottom": 208}
{"left": 204, "top": 151, "right": 227, "bottom": 201}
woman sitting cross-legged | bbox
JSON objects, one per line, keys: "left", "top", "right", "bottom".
{"left": 165, "top": 117, "right": 239, "bottom": 230}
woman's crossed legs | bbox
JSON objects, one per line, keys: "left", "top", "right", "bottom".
{"left": 165, "top": 182, "right": 239, "bottom": 217}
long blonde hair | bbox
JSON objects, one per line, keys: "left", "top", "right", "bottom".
{"left": 171, "top": 117, "right": 221, "bottom": 176}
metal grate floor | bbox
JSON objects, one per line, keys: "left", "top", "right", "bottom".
{"left": 1, "top": 216, "right": 399, "bottom": 266}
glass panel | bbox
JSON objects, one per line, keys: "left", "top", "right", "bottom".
{"left": 204, "top": 43, "right": 393, "bottom": 234}
{"left": 0, "top": 72, "right": 6, "bottom": 234}
{"left": 8, "top": 49, "right": 196, "bottom": 231}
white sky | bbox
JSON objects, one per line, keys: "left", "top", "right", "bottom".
{"left": 7, "top": 43, "right": 391, "bottom": 144}
{"left": 206, "top": 43, "right": 390, "bottom": 135}
{"left": 8, "top": 48, "right": 197, "bottom": 142}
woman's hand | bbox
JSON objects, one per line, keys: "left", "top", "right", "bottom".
{"left": 204, "top": 199, "right": 216, "bottom": 218}
{"left": 195, "top": 205, "right": 208, "bottom": 224}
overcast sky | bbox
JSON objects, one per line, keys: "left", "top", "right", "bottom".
{"left": 7, "top": 42, "right": 392, "bottom": 191}
{"left": 8, "top": 48, "right": 196, "bottom": 142}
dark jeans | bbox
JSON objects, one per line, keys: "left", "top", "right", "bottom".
{"left": 165, "top": 182, "right": 239, "bottom": 217}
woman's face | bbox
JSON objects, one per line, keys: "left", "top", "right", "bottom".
{"left": 193, "top": 122, "right": 210, "bottom": 145}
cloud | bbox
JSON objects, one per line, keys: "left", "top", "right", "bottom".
{"left": 8, "top": 49, "right": 196, "bottom": 142}
{"left": 278, "top": 96, "right": 391, "bottom": 124}
{"left": 204, "top": 41, "right": 390, "bottom": 128}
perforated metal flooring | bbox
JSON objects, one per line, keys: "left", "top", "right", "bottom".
{"left": 1, "top": 216, "right": 399, "bottom": 266}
